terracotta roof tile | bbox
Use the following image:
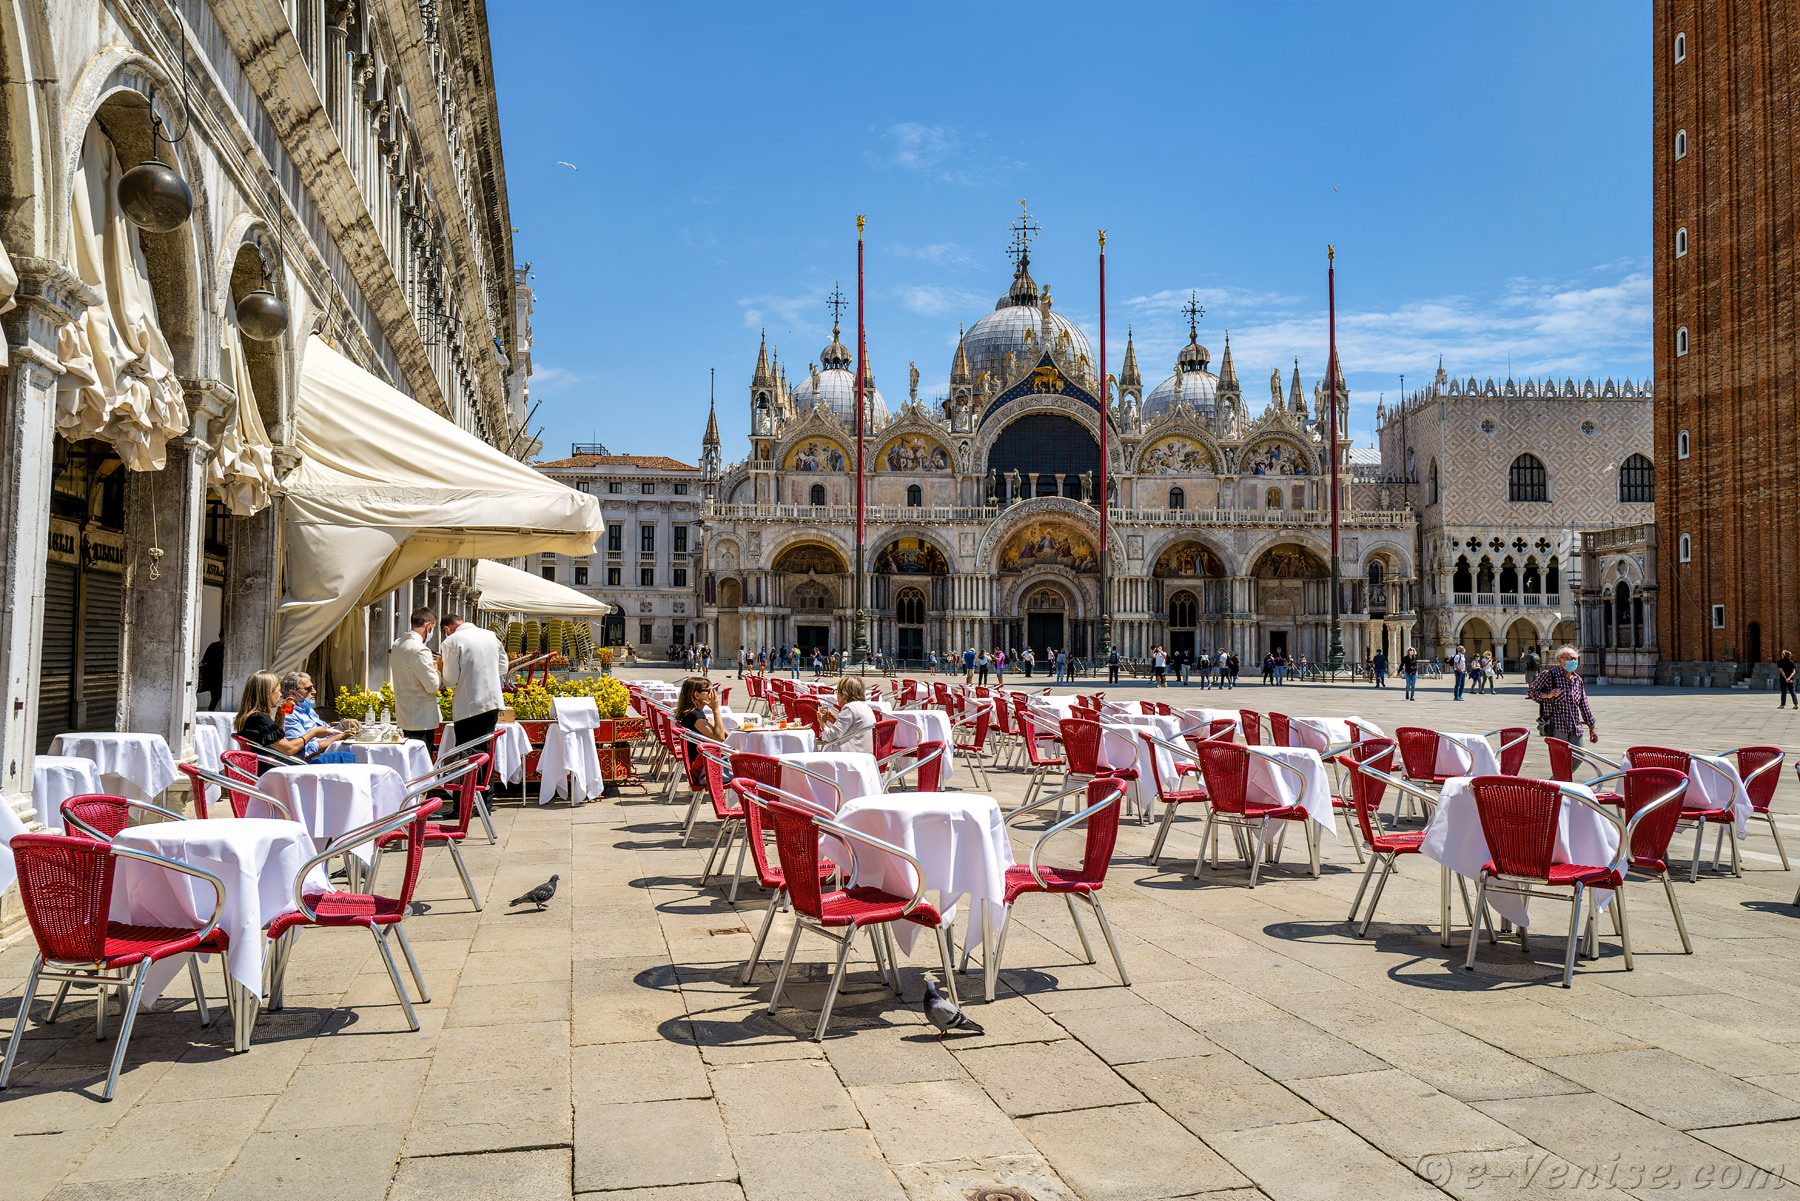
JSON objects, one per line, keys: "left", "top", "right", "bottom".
{"left": 535, "top": 454, "right": 698, "bottom": 471}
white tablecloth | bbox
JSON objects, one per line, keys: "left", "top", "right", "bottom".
{"left": 872, "top": 706, "right": 959, "bottom": 782}
{"left": 192, "top": 725, "right": 227, "bottom": 773}
{"left": 111, "top": 817, "right": 330, "bottom": 1004}
{"left": 1100, "top": 717, "right": 1185, "bottom": 816}
{"left": 1287, "top": 716, "right": 1384, "bottom": 753}
{"left": 32, "top": 755, "right": 101, "bottom": 832}
{"left": 0, "top": 797, "right": 28, "bottom": 896}
{"left": 485, "top": 722, "right": 530, "bottom": 785}
{"left": 50, "top": 732, "right": 178, "bottom": 802}
{"left": 779, "top": 751, "right": 881, "bottom": 814}
{"left": 728, "top": 728, "right": 816, "bottom": 757}
{"left": 1436, "top": 732, "right": 1502, "bottom": 777}
{"left": 348, "top": 739, "right": 434, "bottom": 785}
{"left": 1245, "top": 746, "right": 1337, "bottom": 843}
{"left": 1621, "top": 751, "right": 1753, "bottom": 838}
{"left": 259, "top": 764, "right": 407, "bottom": 866}
{"left": 538, "top": 698, "right": 603, "bottom": 805}
{"left": 1420, "top": 778, "right": 1618, "bottom": 927}
{"left": 832, "top": 791, "right": 1015, "bottom": 954}
{"left": 194, "top": 711, "right": 237, "bottom": 745}
{"left": 1173, "top": 707, "right": 1244, "bottom": 735}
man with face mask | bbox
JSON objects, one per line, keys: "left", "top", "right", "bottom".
{"left": 1527, "top": 645, "right": 1599, "bottom": 746}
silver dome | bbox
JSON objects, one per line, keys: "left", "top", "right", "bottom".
{"left": 957, "top": 305, "right": 1093, "bottom": 389}
{"left": 1144, "top": 369, "right": 1218, "bottom": 420}
{"left": 789, "top": 367, "right": 888, "bottom": 425}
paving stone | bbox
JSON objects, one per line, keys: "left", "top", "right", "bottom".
{"left": 732, "top": 1129, "right": 907, "bottom": 1201}
{"left": 445, "top": 979, "right": 571, "bottom": 1028}
{"left": 405, "top": 1070, "right": 572, "bottom": 1156}
{"left": 1433, "top": 996, "right": 1650, "bottom": 1058}
{"left": 1203, "top": 1018, "right": 1387, "bottom": 1080}
{"left": 1049, "top": 997, "right": 1217, "bottom": 1065}
{"left": 1410, "top": 1149, "right": 1639, "bottom": 1200}
{"left": 260, "top": 1057, "right": 430, "bottom": 1130}
{"left": 851, "top": 1078, "right": 1037, "bottom": 1165}
{"left": 1351, "top": 1029, "right": 1588, "bottom": 1102}
{"left": 1020, "top": 1102, "right": 1250, "bottom": 1201}
{"left": 1534, "top": 1048, "right": 1800, "bottom": 1128}
{"left": 953, "top": 1039, "right": 1141, "bottom": 1117}
{"left": 572, "top": 1187, "right": 745, "bottom": 1201}
{"left": 1119, "top": 1053, "right": 1322, "bottom": 1135}
{"left": 1477, "top": 1091, "right": 1772, "bottom": 1192}
{"left": 709, "top": 1058, "right": 862, "bottom": 1135}
{"left": 210, "top": 1123, "right": 407, "bottom": 1200}
{"left": 574, "top": 1039, "right": 711, "bottom": 1104}
{"left": 1610, "top": 1014, "right": 1800, "bottom": 1076}
{"left": 821, "top": 1020, "right": 966, "bottom": 1086}
{"left": 886, "top": 1155, "right": 1077, "bottom": 1201}
{"left": 65, "top": 1097, "right": 274, "bottom": 1183}
{"left": 46, "top": 1173, "right": 222, "bottom": 1201}
{"left": 391, "top": 1147, "right": 572, "bottom": 1201}
{"left": 1690, "top": 1120, "right": 1800, "bottom": 1187}
{"left": 574, "top": 1098, "right": 735, "bottom": 1192}
{"left": 1289, "top": 1069, "right": 1529, "bottom": 1158}
{"left": 1208, "top": 1118, "right": 1444, "bottom": 1200}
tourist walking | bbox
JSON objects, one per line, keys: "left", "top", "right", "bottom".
{"left": 963, "top": 647, "right": 977, "bottom": 684}
{"left": 977, "top": 650, "right": 991, "bottom": 686}
{"left": 1055, "top": 647, "right": 1068, "bottom": 683}
{"left": 1107, "top": 646, "right": 1120, "bottom": 683}
{"left": 1371, "top": 648, "right": 1387, "bottom": 689}
{"left": 1274, "top": 652, "right": 1287, "bottom": 686}
{"left": 1781, "top": 651, "right": 1798, "bottom": 709}
{"left": 1225, "top": 650, "right": 1239, "bottom": 688}
{"left": 994, "top": 647, "right": 1006, "bottom": 686}
{"left": 1152, "top": 646, "right": 1167, "bottom": 687}
{"left": 1402, "top": 646, "right": 1419, "bottom": 700}
{"left": 1261, "top": 653, "right": 1274, "bottom": 684}
{"left": 1527, "top": 646, "right": 1599, "bottom": 746}
{"left": 1452, "top": 644, "right": 1467, "bottom": 700}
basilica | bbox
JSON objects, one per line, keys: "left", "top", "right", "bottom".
{"left": 697, "top": 246, "right": 1420, "bottom": 666}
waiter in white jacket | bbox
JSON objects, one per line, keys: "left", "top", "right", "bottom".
{"left": 390, "top": 607, "right": 442, "bottom": 745}
{"left": 439, "top": 613, "right": 506, "bottom": 807}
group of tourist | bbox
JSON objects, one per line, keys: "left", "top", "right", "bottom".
{"left": 1146, "top": 647, "right": 1241, "bottom": 688}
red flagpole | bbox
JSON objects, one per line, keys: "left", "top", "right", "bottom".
{"left": 853, "top": 216, "right": 868, "bottom": 662}
{"left": 1327, "top": 245, "right": 1343, "bottom": 669}
{"left": 1098, "top": 230, "right": 1110, "bottom": 658}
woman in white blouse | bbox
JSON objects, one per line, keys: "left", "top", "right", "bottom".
{"left": 820, "top": 676, "right": 878, "bottom": 754}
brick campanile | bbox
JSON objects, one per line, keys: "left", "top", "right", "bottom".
{"left": 1654, "top": 1, "right": 1800, "bottom": 671}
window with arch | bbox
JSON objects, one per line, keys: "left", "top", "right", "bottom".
{"left": 1678, "top": 429, "right": 1691, "bottom": 458}
{"left": 1452, "top": 556, "right": 1473, "bottom": 594}
{"left": 1265, "top": 487, "right": 1282, "bottom": 509}
{"left": 1676, "top": 325, "right": 1689, "bottom": 356}
{"left": 1508, "top": 453, "right": 1548, "bottom": 502}
{"left": 895, "top": 586, "right": 926, "bottom": 625}
{"left": 1428, "top": 458, "right": 1439, "bottom": 505}
{"left": 1675, "top": 129, "right": 1687, "bottom": 159}
{"left": 1675, "top": 226, "right": 1688, "bottom": 257}
{"left": 1168, "top": 590, "right": 1198, "bottom": 628}
{"left": 1675, "top": 31, "right": 1686, "bottom": 61}
{"left": 792, "top": 580, "right": 832, "bottom": 611}
{"left": 1523, "top": 559, "right": 1542, "bottom": 596}
{"left": 1613, "top": 581, "right": 1631, "bottom": 648}
{"left": 1367, "top": 560, "right": 1384, "bottom": 587}
{"left": 1619, "top": 453, "right": 1654, "bottom": 502}
{"left": 1678, "top": 533, "right": 1692, "bottom": 562}
{"left": 906, "top": 484, "right": 922, "bottom": 507}
{"left": 1168, "top": 487, "right": 1185, "bottom": 510}
{"left": 809, "top": 483, "right": 826, "bottom": 506}
{"left": 1546, "top": 556, "right": 1561, "bottom": 597}
{"left": 1476, "top": 558, "right": 1496, "bottom": 594}
{"left": 1499, "top": 558, "right": 1520, "bottom": 595}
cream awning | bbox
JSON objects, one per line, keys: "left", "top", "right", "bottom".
{"left": 273, "top": 335, "right": 604, "bottom": 671}
{"left": 475, "top": 559, "right": 613, "bottom": 617}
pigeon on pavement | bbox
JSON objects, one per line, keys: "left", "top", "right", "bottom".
{"left": 510, "top": 875, "right": 559, "bottom": 910}
{"left": 922, "top": 977, "right": 983, "bottom": 1037}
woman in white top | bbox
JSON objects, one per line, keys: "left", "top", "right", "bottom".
{"left": 820, "top": 676, "right": 879, "bottom": 754}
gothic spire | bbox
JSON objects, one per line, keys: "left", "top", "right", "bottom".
{"left": 950, "top": 324, "right": 972, "bottom": 386}
{"left": 752, "top": 329, "right": 773, "bottom": 388}
{"left": 1289, "top": 359, "right": 1306, "bottom": 412}
{"left": 1119, "top": 325, "right": 1140, "bottom": 387}
{"left": 1216, "top": 330, "right": 1238, "bottom": 391}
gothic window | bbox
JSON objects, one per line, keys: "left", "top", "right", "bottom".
{"left": 1675, "top": 129, "right": 1687, "bottom": 159}
{"left": 1679, "top": 534, "right": 1692, "bottom": 562}
{"left": 1614, "top": 581, "right": 1631, "bottom": 647}
{"left": 1499, "top": 558, "right": 1519, "bottom": 594}
{"left": 1168, "top": 591, "right": 1198, "bottom": 628}
{"left": 1678, "top": 430, "right": 1690, "bottom": 458}
{"left": 1429, "top": 458, "right": 1439, "bottom": 505}
{"left": 1367, "top": 561, "right": 1384, "bottom": 587}
{"left": 1168, "top": 487, "right": 1185, "bottom": 510}
{"left": 793, "top": 580, "right": 833, "bottom": 611}
{"left": 895, "top": 587, "right": 926, "bottom": 625}
{"left": 1476, "top": 558, "right": 1496, "bottom": 594}
{"left": 809, "top": 483, "right": 826, "bottom": 506}
{"left": 1675, "top": 32, "right": 1686, "bottom": 61}
{"left": 1620, "top": 454, "right": 1654, "bottom": 502}
{"left": 1546, "top": 556, "right": 1561, "bottom": 596}
{"left": 1508, "top": 454, "right": 1547, "bottom": 502}
{"left": 1453, "top": 556, "right": 1473, "bottom": 594}
{"left": 1523, "top": 559, "right": 1542, "bottom": 596}
{"left": 906, "top": 484, "right": 922, "bottom": 507}
{"left": 1676, "top": 325, "right": 1689, "bottom": 355}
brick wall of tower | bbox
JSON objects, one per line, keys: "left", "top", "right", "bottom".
{"left": 1655, "top": 0, "right": 1800, "bottom": 667}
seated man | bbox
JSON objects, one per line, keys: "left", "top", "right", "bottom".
{"left": 279, "top": 671, "right": 360, "bottom": 763}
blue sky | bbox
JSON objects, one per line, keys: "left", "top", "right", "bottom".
{"left": 490, "top": 1, "right": 1650, "bottom": 465}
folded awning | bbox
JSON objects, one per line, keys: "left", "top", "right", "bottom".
{"left": 273, "top": 336, "right": 604, "bottom": 671}
{"left": 475, "top": 559, "right": 613, "bottom": 617}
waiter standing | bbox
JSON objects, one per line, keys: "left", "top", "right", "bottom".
{"left": 440, "top": 612, "right": 505, "bottom": 767}
{"left": 390, "top": 607, "right": 442, "bottom": 745}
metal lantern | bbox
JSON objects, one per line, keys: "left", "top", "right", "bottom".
{"left": 236, "top": 286, "right": 288, "bottom": 341}
{"left": 117, "top": 156, "right": 193, "bottom": 232}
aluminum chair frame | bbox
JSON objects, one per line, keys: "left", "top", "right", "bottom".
{"left": 1, "top": 840, "right": 226, "bottom": 1101}
{"left": 1484, "top": 727, "right": 1532, "bottom": 776}
{"left": 1586, "top": 767, "right": 1694, "bottom": 953}
{"left": 952, "top": 708, "right": 996, "bottom": 790}
{"left": 1338, "top": 753, "right": 1483, "bottom": 938}
{"left": 365, "top": 758, "right": 485, "bottom": 910}
{"left": 175, "top": 764, "right": 295, "bottom": 822}
{"left": 1711, "top": 747, "right": 1787, "bottom": 871}
{"left": 1628, "top": 746, "right": 1742, "bottom": 881}
{"left": 432, "top": 727, "right": 506, "bottom": 843}
{"left": 731, "top": 780, "right": 864, "bottom": 988}
{"left": 988, "top": 777, "right": 1133, "bottom": 999}
{"left": 877, "top": 742, "right": 948, "bottom": 793}
{"left": 1139, "top": 728, "right": 1230, "bottom": 865}
{"left": 1192, "top": 744, "right": 1318, "bottom": 885}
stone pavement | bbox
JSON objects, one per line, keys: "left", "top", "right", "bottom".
{"left": 4, "top": 669, "right": 1800, "bottom": 1200}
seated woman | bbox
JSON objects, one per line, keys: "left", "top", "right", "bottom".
{"left": 234, "top": 670, "right": 357, "bottom": 764}
{"left": 820, "top": 676, "right": 878, "bottom": 754}
{"left": 674, "top": 676, "right": 730, "bottom": 781}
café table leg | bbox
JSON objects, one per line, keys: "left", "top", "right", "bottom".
{"left": 983, "top": 901, "right": 999, "bottom": 1003}
{"left": 231, "top": 979, "right": 259, "bottom": 1053}
{"left": 1439, "top": 864, "right": 1453, "bottom": 947}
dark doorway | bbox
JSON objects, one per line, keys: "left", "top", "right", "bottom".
{"left": 897, "top": 627, "right": 923, "bottom": 662}
{"left": 1269, "top": 630, "right": 1289, "bottom": 659}
{"left": 796, "top": 626, "right": 831, "bottom": 655}
{"left": 1748, "top": 621, "right": 1763, "bottom": 665}
{"left": 1028, "top": 613, "right": 1064, "bottom": 656}
{"left": 1170, "top": 631, "right": 1195, "bottom": 659}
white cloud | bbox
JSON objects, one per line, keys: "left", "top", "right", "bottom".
{"left": 894, "top": 284, "right": 990, "bottom": 320}
{"left": 894, "top": 241, "right": 976, "bottom": 267}
{"left": 736, "top": 286, "right": 829, "bottom": 334}
{"left": 865, "top": 123, "right": 1023, "bottom": 186}
{"left": 532, "top": 365, "right": 588, "bottom": 390}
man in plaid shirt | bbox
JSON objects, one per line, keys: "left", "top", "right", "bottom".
{"left": 1527, "top": 645, "right": 1599, "bottom": 746}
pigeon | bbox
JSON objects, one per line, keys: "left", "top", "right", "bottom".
{"left": 509, "top": 875, "right": 559, "bottom": 910}
{"left": 922, "top": 978, "right": 983, "bottom": 1038}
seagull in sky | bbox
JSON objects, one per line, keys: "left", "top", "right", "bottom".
{"left": 556, "top": 161, "right": 578, "bottom": 171}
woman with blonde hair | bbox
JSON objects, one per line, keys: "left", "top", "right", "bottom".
{"left": 234, "top": 670, "right": 350, "bottom": 759}
{"left": 820, "top": 676, "right": 878, "bottom": 754}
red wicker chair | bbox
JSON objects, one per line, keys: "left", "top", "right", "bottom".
{"left": 1394, "top": 727, "right": 1472, "bottom": 787}
{"left": 1464, "top": 775, "right": 1639, "bottom": 987}
{"left": 872, "top": 719, "right": 900, "bottom": 764}
{"left": 1190, "top": 740, "right": 1320, "bottom": 884}
{"left": 265, "top": 799, "right": 444, "bottom": 1031}
{"left": 763, "top": 798, "right": 959, "bottom": 1041}
{"left": 371, "top": 755, "right": 489, "bottom": 911}
{"left": 1237, "top": 710, "right": 1263, "bottom": 747}
{"left": 1057, "top": 718, "right": 1137, "bottom": 817}
{"left": 59, "top": 794, "right": 187, "bottom": 841}
{"left": 1545, "top": 737, "right": 1623, "bottom": 806}
{"left": 1018, "top": 706, "right": 1066, "bottom": 808}
{"left": 1, "top": 834, "right": 226, "bottom": 1100}
{"left": 729, "top": 753, "right": 840, "bottom": 984}
{"left": 1628, "top": 745, "right": 1740, "bottom": 881}
{"left": 1487, "top": 727, "right": 1531, "bottom": 776}
{"left": 1582, "top": 765, "right": 1694, "bottom": 953}
{"left": 987, "top": 777, "right": 1133, "bottom": 999}
{"left": 953, "top": 707, "right": 995, "bottom": 790}
{"left": 1716, "top": 746, "right": 1786, "bottom": 870}
{"left": 1341, "top": 740, "right": 1451, "bottom": 935}
{"left": 1139, "top": 730, "right": 1211, "bottom": 866}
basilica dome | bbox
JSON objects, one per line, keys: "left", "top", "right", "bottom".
{"left": 954, "top": 265, "right": 1093, "bottom": 387}
{"left": 1144, "top": 330, "right": 1218, "bottom": 419}
{"left": 790, "top": 323, "right": 888, "bottom": 425}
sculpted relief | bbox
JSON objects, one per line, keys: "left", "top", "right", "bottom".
{"left": 1139, "top": 437, "right": 1215, "bottom": 475}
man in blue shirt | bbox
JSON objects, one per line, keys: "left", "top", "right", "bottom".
{"left": 961, "top": 647, "right": 977, "bottom": 684}
{"left": 278, "top": 671, "right": 357, "bottom": 761}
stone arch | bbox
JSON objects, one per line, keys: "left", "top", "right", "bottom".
{"left": 998, "top": 568, "right": 1092, "bottom": 621}
{"left": 973, "top": 497, "right": 1120, "bottom": 574}
{"left": 1237, "top": 436, "right": 1316, "bottom": 477}
{"left": 717, "top": 577, "right": 743, "bottom": 607}
{"left": 712, "top": 538, "right": 739, "bottom": 571}
{"left": 1150, "top": 538, "right": 1229, "bottom": 579}
{"left": 770, "top": 539, "right": 849, "bottom": 576}
{"left": 0, "top": 1, "right": 60, "bottom": 255}
{"left": 1250, "top": 543, "right": 1328, "bottom": 579}
{"left": 970, "top": 395, "right": 1127, "bottom": 476}
{"left": 875, "top": 430, "right": 952, "bottom": 472}
{"left": 774, "top": 427, "right": 850, "bottom": 472}
{"left": 870, "top": 529, "right": 953, "bottom": 575}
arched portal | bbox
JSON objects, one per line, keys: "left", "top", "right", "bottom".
{"left": 1459, "top": 617, "right": 1495, "bottom": 659}
{"left": 1024, "top": 585, "right": 1069, "bottom": 659}
{"left": 774, "top": 542, "right": 847, "bottom": 654}
{"left": 986, "top": 413, "right": 1098, "bottom": 501}
{"left": 1251, "top": 544, "right": 1329, "bottom": 662}
{"left": 1504, "top": 618, "right": 1539, "bottom": 669}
